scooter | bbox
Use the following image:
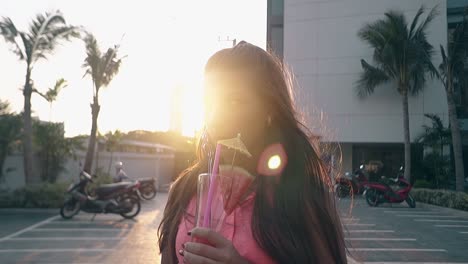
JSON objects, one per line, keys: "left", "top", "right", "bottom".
{"left": 60, "top": 171, "right": 142, "bottom": 219}
{"left": 115, "top": 176, "right": 157, "bottom": 200}
{"left": 335, "top": 165, "right": 369, "bottom": 198}
{"left": 363, "top": 166, "right": 416, "bottom": 208}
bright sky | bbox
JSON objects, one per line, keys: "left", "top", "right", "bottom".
{"left": 0, "top": 0, "right": 266, "bottom": 137}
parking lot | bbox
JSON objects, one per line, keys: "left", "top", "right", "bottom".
{"left": 340, "top": 197, "right": 468, "bottom": 263}
{"left": 0, "top": 193, "right": 168, "bottom": 264}
{"left": 1, "top": 193, "right": 468, "bottom": 263}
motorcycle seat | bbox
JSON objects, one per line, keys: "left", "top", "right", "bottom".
{"left": 95, "top": 182, "right": 135, "bottom": 197}
{"left": 138, "top": 178, "right": 154, "bottom": 184}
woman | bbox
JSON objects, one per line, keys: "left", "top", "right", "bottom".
{"left": 158, "top": 41, "right": 346, "bottom": 263}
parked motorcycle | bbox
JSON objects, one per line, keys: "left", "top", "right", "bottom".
{"left": 363, "top": 166, "right": 416, "bottom": 208}
{"left": 114, "top": 176, "right": 157, "bottom": 200}
{"left": 335, "top": 165, "right": 369, "bottom": 198}
{"left": 60, "top": 171, "right": 142, "bottom": 219}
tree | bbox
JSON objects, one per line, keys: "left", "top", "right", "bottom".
{"left": 416, "top": 114, "right": 451, "bottom": 154}
{"left": 33, "top": 121, "right": 79, "bottom": 183}
{"left": 33, "top": 78, "right": 68, "bottom": 121}
{"left": 417, "top": 114, "right": 452, "bottom": 188}
{"left": 82, "top": 33, "right": 124, "bottom": 173}
{"left": 356, "top": 5, "right": 439, "bottom": 181}
{"left": 0, "top": 100, "right": 22, "bottom": 180}
{"left": 438, "top": 9, "right": 468, "bottom": 192}
{"left": 0, "top": 11, "right": 80, "bottom": 184}
{"left": 105, "top": 130, "right": 123, "bottom": 174}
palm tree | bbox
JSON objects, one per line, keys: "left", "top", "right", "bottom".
{"left": 438, "top": 9, "right": 468, "bottom": 192}
{"left": 0, "top": 11, "right": 80, "bottom": 184}
{"left": 356, "top": 6, "right": 439, "bottom": 181}
{"left": 34, "top": 78, "right": 68, "bottom": 121}
{"left": 416, "top": 114, "right": 452, "bottom": 188}
{"left": 82, "top": 33, "right": 124, "bottom": 174}
{"left": 416, "top": 114, "right": 451, "bottom": 155}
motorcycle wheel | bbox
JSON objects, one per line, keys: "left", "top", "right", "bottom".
{"left": 406, "top": 194, "right": 416, "bottom": 208}
{"left": 141, "top": 185, "right": 157, "bottom": 200}
{"left": 335, "top": 184, "right": 349, "bottom": 198}
{"left": 60, "top": 198, "right": 80, "bottom": 219}
{"left": 119, "top": 195, "right": 141, "bottom": 219}
{"left": 365, "top": 188, "right": 379, "bottom": 207}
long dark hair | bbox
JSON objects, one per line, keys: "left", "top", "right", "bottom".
{"left": 158, "top": 42, "right": 346, "bottom": 263}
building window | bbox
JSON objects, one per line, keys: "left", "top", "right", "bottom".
{"left": 271, "top": 0, "right": 284, "bottom": 16}
{"left": 267, "top": 0, "right": 284, "bottom": 59}
{"left": 270, "top": 26, "right": 284, "bottom": 58}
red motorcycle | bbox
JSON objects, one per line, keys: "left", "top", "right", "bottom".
{"left": 363, "top": 166, "right": 416, "bottom": 208}
{"left": 335, "top": 165, "right": 369, "bottom": 198}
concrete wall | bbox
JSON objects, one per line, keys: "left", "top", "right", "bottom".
{"left": 284, "top": 0, "right": 448, "bottom": 143}
{"left": 1, "top": 150, "right": 175, "bottom": 190}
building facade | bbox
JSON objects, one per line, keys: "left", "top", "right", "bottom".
{"left": 268, "top": 0, "right": 455, "bottom": 177}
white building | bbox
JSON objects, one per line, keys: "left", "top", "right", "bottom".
{"left": 0, "top": 138, "right": 175, "bottom": 190}
{"left": 267, "top": 0, "right": 467, "bottom": 177}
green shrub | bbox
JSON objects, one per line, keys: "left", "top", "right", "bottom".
{"left": 0, "top": 182, "right": 69, "bottom": 208}
{"left": 85, "top": 171, "right": 113, "bottom": 195}
{"left": 413, "top": 180, "right": 433, "bottom": 189}
{"left": 411, "top": 188, "right": 468, "bottom": 211}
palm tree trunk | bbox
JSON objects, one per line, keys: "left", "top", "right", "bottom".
{"left": 23, "top": 69, "right": 34, "bottom": 184}
{"left": 108, "top": 151, "right": 114, "bottom": 175}
{"left": 402, "top": 91, "right": 412, "bottom": 181}
{"left": 83, "top": 96, "right": 100, "bottom": 173}
{"left": 446, "top": 89, "right": 465, "bottom": 192}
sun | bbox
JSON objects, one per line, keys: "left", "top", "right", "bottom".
{"left": 179, "top": 81, "right": 205, "bottom": 137}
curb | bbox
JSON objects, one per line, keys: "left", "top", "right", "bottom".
{"left": 417, "top": 201, "right": 468, "bottom": 217}
{"left": 0, "top": 208, "right": 59, "bottom": 213}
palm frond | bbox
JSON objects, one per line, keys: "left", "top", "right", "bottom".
{"left": 22, "top": 11, "right": 81, "bottom": 64}
{"left": 409, "top": 6, "right": 425, "bottom": 38}
{"left": 0, "top": 17, "right": 25, "bottom": 60}
{"left": 358, "top": 20, "right": 389, "bottom": 51}
{"left": 414, "top": 5, "right": 439, "bottom": 38}
{"left": 439, "top": 45, "right": 448, "bottom": 87}
{"left": 355, "top": 59, "right": 390, "bottom": 98}
{"left": 100, "top": 47, "right": 122, "bottom": 87}
{"left": 384, "top": 10, "right": 409, "bottom": 40}
{"left": 82, "top": 33, "right": 124, "bottom": 91}
{"left": 32, "top": 25, "right": 80, "bottom": 63}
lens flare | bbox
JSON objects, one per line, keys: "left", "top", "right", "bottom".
{"left": 257, "top": 143, "right": 287, "bottom": 177}
{"left": 268, "top": 155, "right": 281, "bottom": 170}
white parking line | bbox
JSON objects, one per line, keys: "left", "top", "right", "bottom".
{"left": 349, "top": 248, "right": 447, "bottom": 252}
{"left": 362, "top": 262, "right": 467, "bottom": 264}
{"left": 51, "top": 220, "right": 135, "bottom": 224}
{"left": 347, "top": 230, "right": 394, "bottom": 233}
{"left": 460, "top": 231, "right": 468, "bottom": 234}
{"left": 341, "top": 218, "right": 360, "bottom": 221}
{"left": 31, "top": 228, "right": 130, "bottom": 232}
{"left": 0, "top": 248, "right": 116, "bottom": 253}
{"left": 397, "top": 215, "right": 458, "bottom": 218}
{"left": 8, "top": 237, "right": 125, "bottom": 241}
{"left": 346, "top": 238, "right": 416, "bottom": 241}
{"left": 434, "top": 225, "right": 468, "bottom": 228}
{"left": 344, "top": 224, "right": 376, "bottom": 227}
{"left": 0, "top": 215, "right": 60, "bottom": 242}
{"left": 384, "top": 211, "right": 438, "bottom": 214}
{"left": 415, "top": 219, "right": 468, "bottom": 223}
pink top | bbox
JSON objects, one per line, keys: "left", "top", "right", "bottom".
{"left": 175, "top": 194, "right": 276, "bottom": 264}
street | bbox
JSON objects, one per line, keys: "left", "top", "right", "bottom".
{"left": 1, "top": 194, "right": 468, "bottom": 263}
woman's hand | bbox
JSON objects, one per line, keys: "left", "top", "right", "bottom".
{"left": 180, "top": 227, "right": 249, "bottom": 264}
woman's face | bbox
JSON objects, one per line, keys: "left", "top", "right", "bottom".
{"left": 204, "top": 71, "right": 269, "bottom": 156}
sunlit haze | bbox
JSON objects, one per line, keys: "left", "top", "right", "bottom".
{"left": 0, "top": 0, "right": 266, "bottom": 137}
